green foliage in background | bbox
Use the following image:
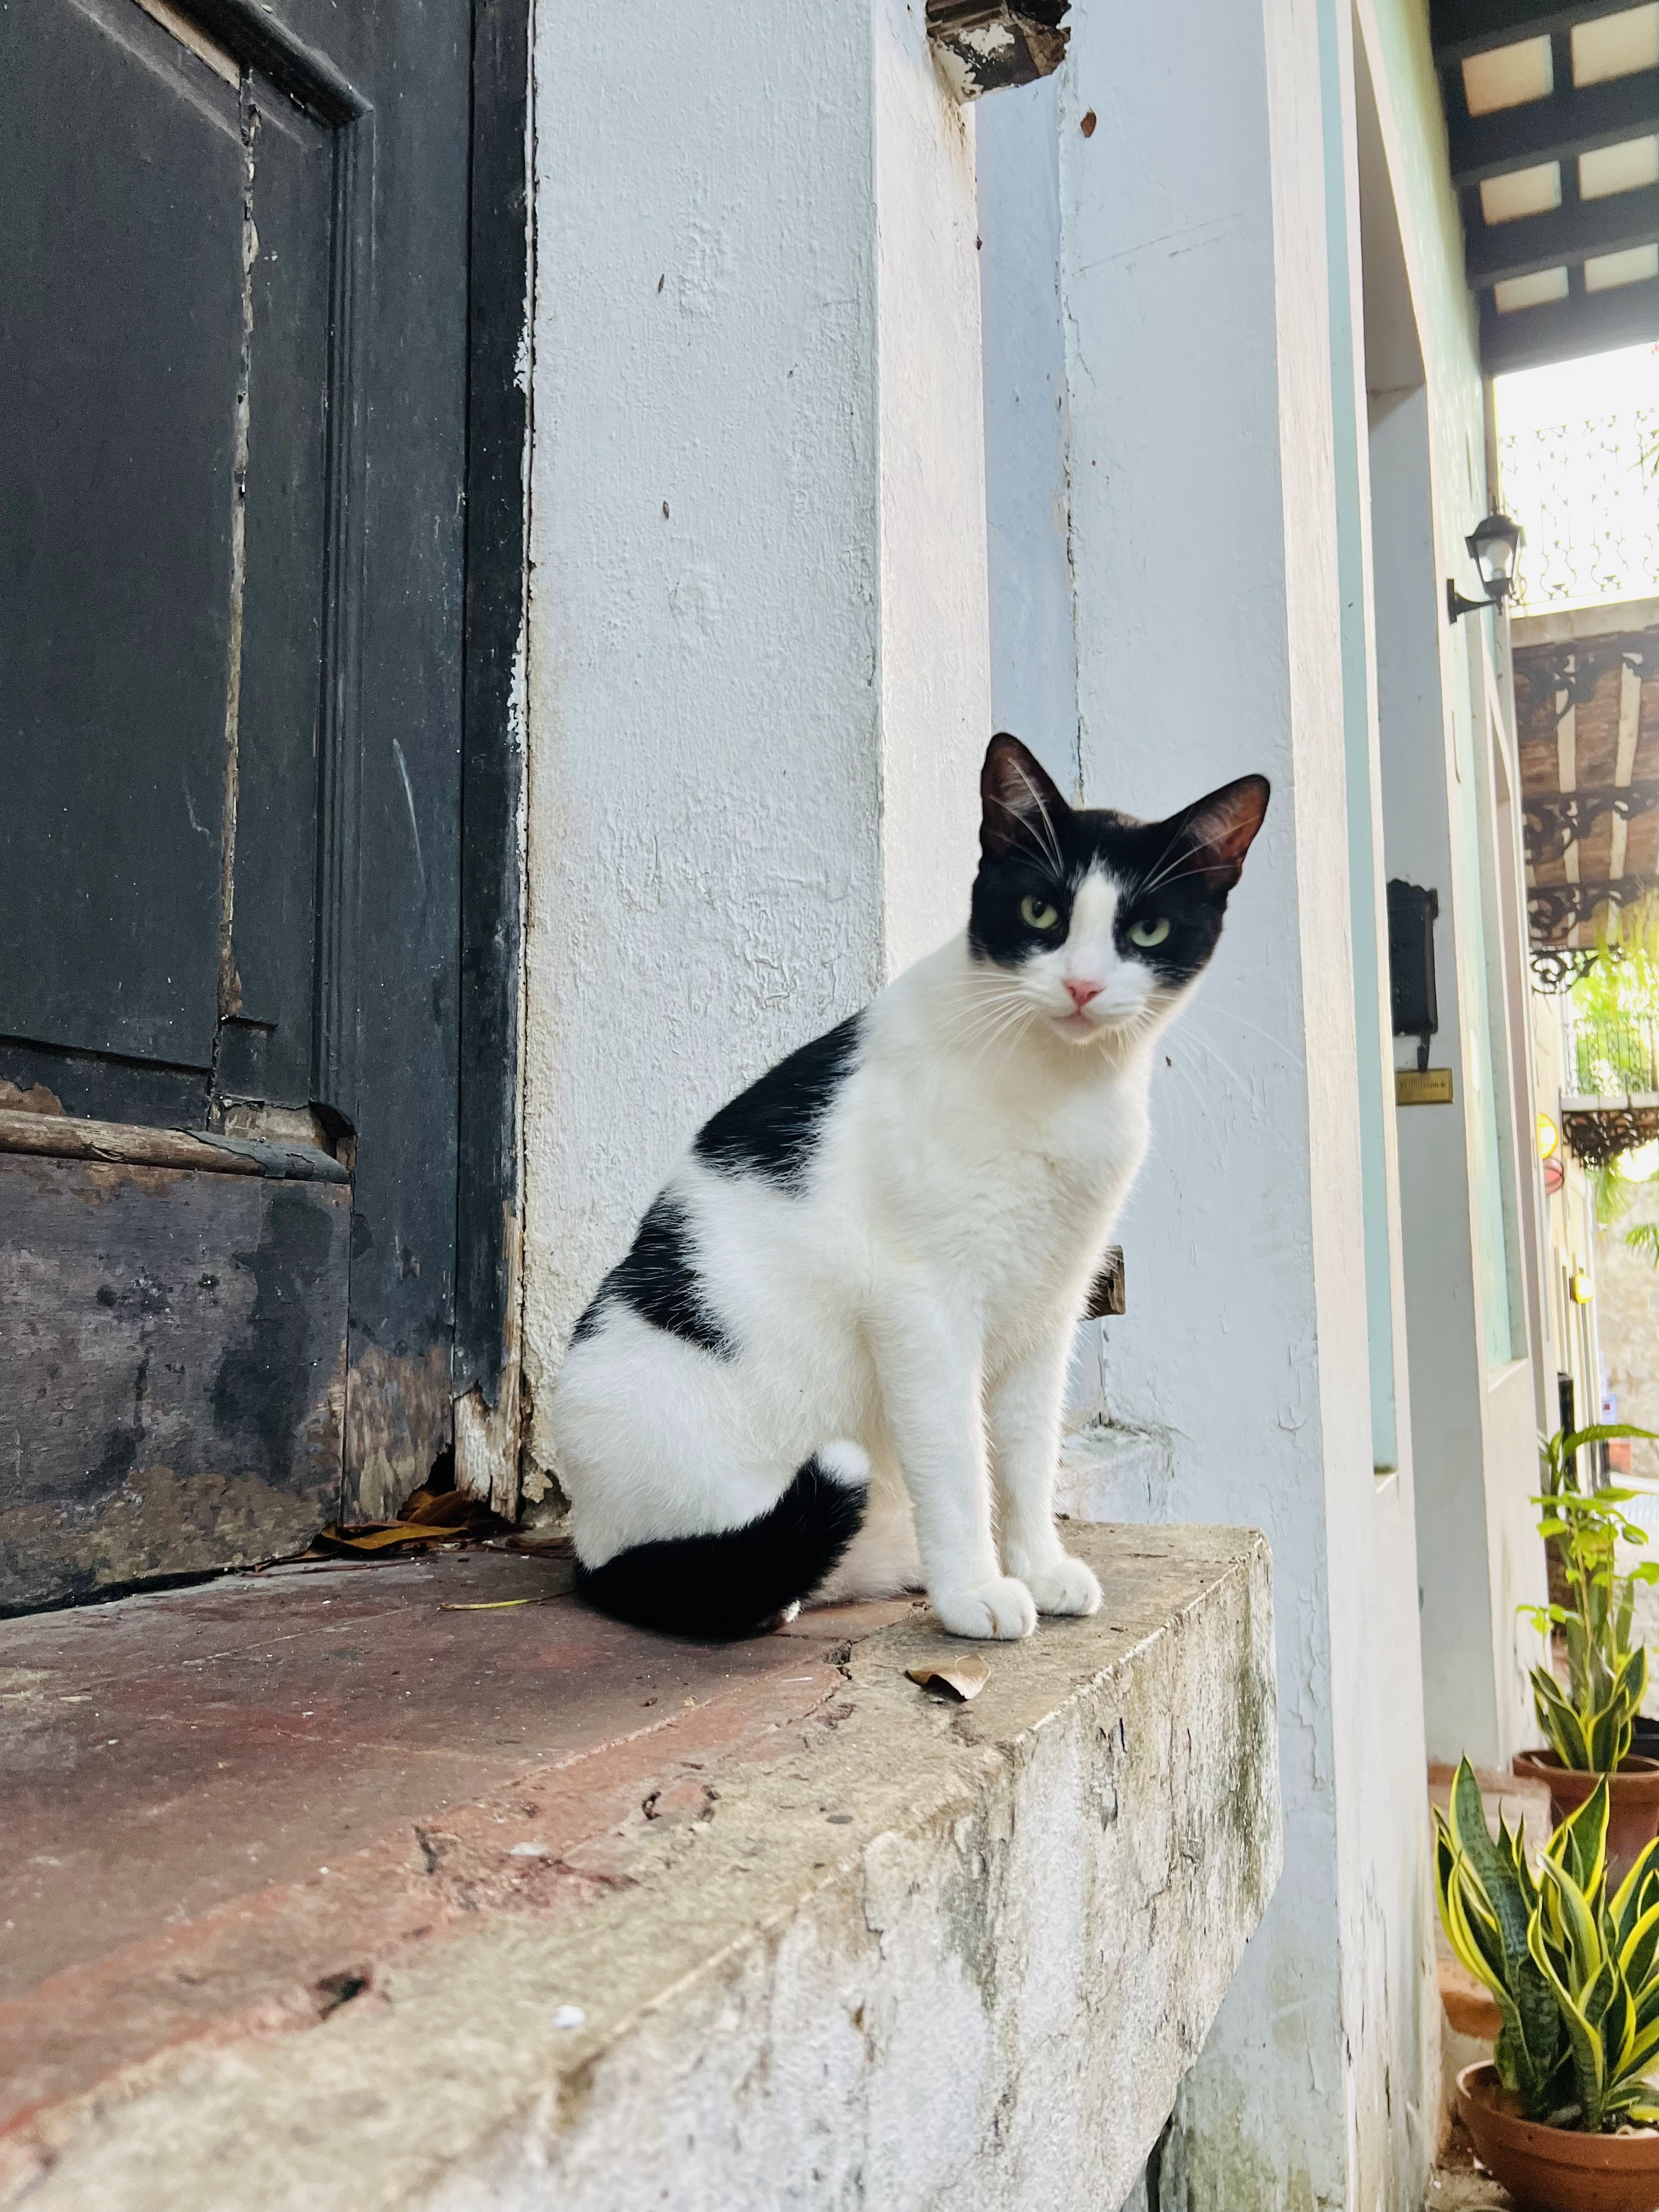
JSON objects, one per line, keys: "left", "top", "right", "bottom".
{"left": 1436, "top": 1758, "right": 1659, "bottom": 2130}
{"left": 1594, "top": 1158, "right": 1641, "bottom": 1230}
{"left": 1571, "top": 938, "right": 1659, "bottom": 1102}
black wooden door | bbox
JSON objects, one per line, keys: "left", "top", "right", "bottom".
{"left": 1, "top": 0, "right": 493, "bottom": 1581}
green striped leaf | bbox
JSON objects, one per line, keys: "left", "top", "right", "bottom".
{"left": 1533, "top": 1666, "right": 1593, "bottom": 1771}
{"left": 1530, "top": 1882, "right": 1609, "bottom": 2132}
{"left": 1442, "top": 1762, "right": 1564, "bottom": 2093}
{"left": 1551, "top": 1777, "right": 1610, "bottom": 1903}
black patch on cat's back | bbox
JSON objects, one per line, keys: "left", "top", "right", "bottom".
{"left": 693, "top": 1013, "right": 863, "bottom": 1192}
{"left": 572, "top": 1194, "right": 733, "bottom": 1358}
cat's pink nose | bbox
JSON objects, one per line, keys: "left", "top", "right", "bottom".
{"left": 1064, "top": 978, "right": 1102, "bottom": 1011}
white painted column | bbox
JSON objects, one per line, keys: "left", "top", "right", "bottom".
{"left": 874, "top": 0, "right": 989, "bottom": 978}
{"left": 521, "top": 2, "right": 988, "bottom": 1474}
{"left": 980, "top": 1, "right": 1435, "bottom": 2202}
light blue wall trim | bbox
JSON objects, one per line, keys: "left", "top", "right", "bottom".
{"left": 1319, "top": 0, "right": 1400, "bottom": 1470}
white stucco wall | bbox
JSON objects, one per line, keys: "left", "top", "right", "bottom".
{"left": 522, "top": 0, "right": 988, "bottom": 1473}
{"left": 979, "top": 0, "right": 1438, "bottom": 2201}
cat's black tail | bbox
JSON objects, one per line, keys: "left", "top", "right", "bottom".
{"left": 574, "top": 1447, "right": 868, "bottom": 1641}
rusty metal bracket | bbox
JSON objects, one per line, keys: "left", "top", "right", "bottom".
{"left": 926, "top": 1, "right": 1070, "bottom": 98}
{"left": 1527, "top": 876, "right": 1652, "bottom": 946}
{"left": 1562, "top": 1104, "right": 1659, "bottom": 1169}
{"left": 1512, "top": 634, "right": 1652, "bottom": 723}
{"left": 1525, "top": 782, "right": 1659, "bottom": 867}
{"left": 1085, "top": 1246, "right": 1125, "bottom": 1321}
{"left": 1530, "top": 942, "right": 1599, "bottom": 994}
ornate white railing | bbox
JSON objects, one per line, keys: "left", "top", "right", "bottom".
{"left": 1500, "top": 412, "right": 1659, "bottom": 611}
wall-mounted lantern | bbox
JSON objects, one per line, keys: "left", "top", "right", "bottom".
{"left": 1570, "top": 1269, "right": 1595, "bottom": 1305}
{"left": 1446, "top": 512, "right": 1525, "bottom": 624}
{"left": 1537, "top": 1110, "right": 1560, "bottom": 1161}
{"left": 926, "top": 1, "right": 1070, "bottom": 97}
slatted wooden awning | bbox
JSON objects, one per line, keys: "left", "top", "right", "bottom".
{"left": 1514, "top": 603, "right": 1659, "bottom": 982}
{"left": 1433, "top": 1, "right": 1659, "bottom": 370}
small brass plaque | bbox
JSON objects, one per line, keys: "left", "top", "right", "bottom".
{"left": 1396, "top": 1067, "right": 1454, "bottom": 1106}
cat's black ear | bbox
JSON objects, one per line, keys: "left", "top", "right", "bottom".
{"left": 981, "top": 734, "right": 1069, "bottom": 863}
{"left": 1175, "top": 774, "right": 1271, "bottom": 890}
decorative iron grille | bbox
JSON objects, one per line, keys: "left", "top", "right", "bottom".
{"left": 1499, "top": 413, "right": 1659, "bottom": 611}
{"left": 1562, "top": 999, "right": 1659, "bottom": 1096}
{"left": 1533, "top": 943, "right": 1599, "bottom": 994}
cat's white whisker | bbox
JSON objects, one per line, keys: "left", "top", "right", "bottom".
{"left": 1165, "top": 1051, "right": 1221, "bottom": 1138}
{"left": 1199, "top": 1003, "right": 1306, "bottom": 1068}
{"left": 936, "top": 990, "right": 1032, "bottom": 1049}
{"left": 961, "top": 998, "right": 1037, "bottom": 1079}
{"left": 991, "top": 1014, "right": 1039, "bottom": 1087}
{"left": 1180, "top": 1025, "right": 1257, "bottom": 1101}
{"left": 1124, "top": 821, "right": 1189, "bottom": 900}
{"left": 1007, "top": 759, "right": 1066, "bottom": 877}
{"left": 1131, "top": 849, "right": 1227, "bottom": 902}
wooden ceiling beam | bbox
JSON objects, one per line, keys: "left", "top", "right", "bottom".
{"left": 1466, "top": 179, "right": 1659, "bottom": 283}
{"left": 1433, "top": 0, "right": 1645, "bottom": 66}
{"left": 1481, "top": 270, "right": 1659, "bottom": 368}
{"left": 1449, "top": 69, "right": 1659, "bottom": 180}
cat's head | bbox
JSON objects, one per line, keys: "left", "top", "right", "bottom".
{"left": 968, "top": 733, "right": 1269, "bottom": 1046}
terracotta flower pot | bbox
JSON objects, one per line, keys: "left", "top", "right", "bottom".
{"left": 1457, "top": 2062, "right": 1659, "bottom": 2212}
{"left": 1513, "top": 1750, "right": 1659, "bottom": 1880}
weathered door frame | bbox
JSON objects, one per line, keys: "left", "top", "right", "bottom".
{"left": 453, "top": 0, "right": 533, "bottom": 1517}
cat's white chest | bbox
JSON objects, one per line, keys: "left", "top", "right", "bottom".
{"left": 855, "top": 1045, "right": 1150, "bottom": 1335}
{"left": 983, "top": 1079, "right": 1146, "bottom": 1283}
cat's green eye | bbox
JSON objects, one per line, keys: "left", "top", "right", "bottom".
{"left": 1128, "top": 917, "right": 1171, "bottom": 949}
{"left": 1019, "top": 894, "right": 1060, "bottom": 930}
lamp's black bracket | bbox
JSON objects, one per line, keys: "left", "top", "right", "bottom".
{"left": 1447, "top": 579, "right": 1491, "bottom": 624}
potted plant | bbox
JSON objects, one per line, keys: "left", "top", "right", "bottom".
{"left": 1517, "top": 1424, "right": 1659, "bottom": 1876}
{"left": 1437, "top": 1757, "right": 1659, "bottom": 2209}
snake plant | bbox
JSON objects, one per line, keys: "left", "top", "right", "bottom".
{"left": 1525, "top": 1424, "right": 1659, "bottom": 1772}
{"left": 1531, "top": 1640, "right": 1648, "bottom": 1774}
{"left": 1436, "top": 1756, "right": 1659, "bottom": 2130}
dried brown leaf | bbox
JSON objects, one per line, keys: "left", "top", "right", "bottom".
{"left": 905, "top": 1657, "right": 990, "bottom": 1701}
{"left": 315, "top": 1522, "right": 461, "bottom": 1554}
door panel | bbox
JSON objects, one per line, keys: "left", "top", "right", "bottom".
{"left": 2, "top": 0, "right": 244, "bottom": 1068}
{"left": 218, "top": 85, "right": 335, "bottom": 1109}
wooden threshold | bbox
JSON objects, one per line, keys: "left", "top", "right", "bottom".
{"left": 0, "top": 1108, "right": 348, "bottom": 1184}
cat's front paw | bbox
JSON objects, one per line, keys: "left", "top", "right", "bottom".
{"left": 931, "top": 1576, "right": 1036, "bottom": 1641}
{"left": 1023, "top": 1555, "right": 1102, "bottom": 1617}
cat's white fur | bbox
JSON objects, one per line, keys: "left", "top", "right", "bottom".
{"left": 551, "top": 862, "right": 1181, "bottom": 1641}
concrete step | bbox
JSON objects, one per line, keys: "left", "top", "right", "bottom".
{"left": 2, "top": 1524, "right": 1279, "bottom": 2212}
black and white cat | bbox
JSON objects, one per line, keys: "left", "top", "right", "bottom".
{"left": 550, "top": 735, "right": 1268, "bottom": 1642}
